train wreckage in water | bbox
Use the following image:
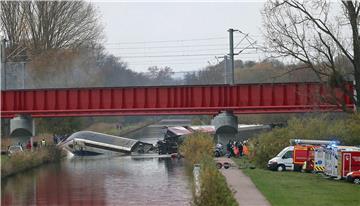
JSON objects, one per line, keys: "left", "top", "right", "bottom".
{"left": 60, "top": 131, "right": 153, "bottom": 156}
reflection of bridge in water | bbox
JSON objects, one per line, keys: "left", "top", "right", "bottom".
{"left": 60, "top": 131, "right": 154, "bottom": 156}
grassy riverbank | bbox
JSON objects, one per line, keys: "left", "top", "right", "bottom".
{"left": 179, "top": 133, "right": 238, "bottom": 206}
{"left": 1, "top": 145, "right": 63, "bottom": 178}
{"left": 232, "top": 158, "right": 360, "bottom": 206}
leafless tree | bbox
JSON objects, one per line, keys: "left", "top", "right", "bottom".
{"left": 1, "top": 0, "right": 102, "bottom": 56}
{"left": 146, "top": 66, "right": 175, "bottom": 85}
{"left": 263, "top": 0, "right": 359, "bottom": 110}
{"left": 0, "top": 2, "right": 26, "bottom": 48}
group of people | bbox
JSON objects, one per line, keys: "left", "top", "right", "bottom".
{"left": 226, "top": 140, "right": 248, "bottom": 158}
{"left": 18, "top": 138, "right": 47, "bottom": 151}
{"left": 12, "top": 134, "right": 68, "bottom": 152}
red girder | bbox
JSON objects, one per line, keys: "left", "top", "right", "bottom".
{"left": 0, "top": 82, "right": 354, "bottom": 118}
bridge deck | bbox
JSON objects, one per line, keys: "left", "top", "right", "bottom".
{"left": 1, "top": 83, "right": 354, "bottom": 118}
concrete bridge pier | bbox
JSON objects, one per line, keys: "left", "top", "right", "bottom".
{"left": 10, "top": 115, "right": 35, "bottom": 145}
{"left": 211, "top": 111, "right": 238, "bottom": 145}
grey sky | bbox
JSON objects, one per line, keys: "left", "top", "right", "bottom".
{"left": 94, "top": 1, "right": 265, "bottom": 73}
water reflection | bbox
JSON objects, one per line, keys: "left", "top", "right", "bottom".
{"left": 2, "top": 155, "right": 191, "bottom": 206}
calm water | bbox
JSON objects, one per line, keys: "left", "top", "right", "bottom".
{"left": 1, "top": 125, "right": 192, "bottom": 206}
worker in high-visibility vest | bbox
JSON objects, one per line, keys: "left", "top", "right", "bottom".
{"left": 243, "top": 144, "right": 249, "bottom": 156}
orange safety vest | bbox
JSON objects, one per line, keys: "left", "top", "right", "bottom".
{"left": 243, "top": 145, "right": 249, "bottom": 156}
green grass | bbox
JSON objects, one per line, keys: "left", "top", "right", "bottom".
{"left": 232, "top": 158, "right": 360, "bottom": 206}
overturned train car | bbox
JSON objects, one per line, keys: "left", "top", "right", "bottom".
{"left": 60, "top": 131, "right": 153, "bottom": 156}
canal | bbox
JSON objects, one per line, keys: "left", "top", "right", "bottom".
{"left": 1, "top": 124, "right": 192, "bottom": 205}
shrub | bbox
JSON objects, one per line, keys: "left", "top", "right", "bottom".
{"left": 249, "top": 113, "right": 360, "bottom": 168}
{"left": 179, "top": 132, "right": 214, "bottom": 165}
{"left": 179, "top": 132, "right": 238, "bottom": 206}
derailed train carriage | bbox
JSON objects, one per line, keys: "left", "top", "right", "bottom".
{"left": 60, "top": 131, "right": 153, "bottom": 156}
{"left": 156, "top": 126, "right": 215, "bottom": 154}
{"left": 157, "top": 124, "right": 270, "bottom": 155}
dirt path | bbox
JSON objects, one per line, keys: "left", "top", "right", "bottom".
{"left": 216, "top": 157, "right": 271, "bottom": 206}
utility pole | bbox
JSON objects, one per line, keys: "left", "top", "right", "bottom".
{"left": 1, "top": 39, "right": 6, "bottom": 90}
{"left": 224, "top": 55, "right": 229, "bottom": 84}
{"left": 228, "top": 28, "right": 235, "bottom": 85}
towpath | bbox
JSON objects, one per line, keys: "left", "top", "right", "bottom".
{"left": 215, "top": 157, "right": 271, "bottom": 206}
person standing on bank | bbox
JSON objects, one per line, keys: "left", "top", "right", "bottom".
{"left": 238, "top": 142, "right": 243, "bottom": 157}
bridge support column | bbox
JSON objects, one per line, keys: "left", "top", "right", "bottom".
{"left": 10, "top": 115, "right": 34, "bottom": 145}
{"left": 211, "top": 111, "right": 238, "bottom": 145}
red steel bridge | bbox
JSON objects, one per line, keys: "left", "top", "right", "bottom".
{"left": 0, "top": 82, "right": 354, "bottom": 118}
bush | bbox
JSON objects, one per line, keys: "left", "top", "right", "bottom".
{"left": 179, "top": 132, "right": 214, "bottom": 165}
{"left": 249, "top": 113, "right": 360, "bottom": 168}
{"left": 179, "top": 133, "right": 238, "bottom": 206}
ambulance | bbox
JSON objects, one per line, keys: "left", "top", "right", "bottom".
{"left": 324, "top": 145, "right": 360, "bottom": 179}
{"left": 314, "top": 147, "right": 326, "bottom": 173}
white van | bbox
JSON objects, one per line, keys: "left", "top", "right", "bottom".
{"left": 267, "top": 146, "right": 294, "bottom": 171}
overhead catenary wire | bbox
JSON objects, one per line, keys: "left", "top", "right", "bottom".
{"left": 105, "top": 36, "right": 228, "bottom": 45}
{"left": 120, "top": 53, "right": 226, "bottom": 58}
{"left": 119, "top": 52, "right": 260, "bottom": 58}
{"left": 128, "top": 55, "right": 264, "bottom": 66}
{"left": 106, "top": 43, "right": 229, "bottom": 50}
{"left": 105, "top": 32, "right": 266, "bottom": 73}
{"left": 105, "top": 34, "right": 264, "bottom": 45}
{"left": 109, "top": 47, "right": 261, "bottom": 55}
{"left": 129, "top": 59, "right": 215, "bottom": 64}
{"left": 127, "top": 56, "right": 263, "bottom": 65}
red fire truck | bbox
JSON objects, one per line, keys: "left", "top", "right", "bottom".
{"left": 293, "top": 145, "right": 318, "bottom": 172}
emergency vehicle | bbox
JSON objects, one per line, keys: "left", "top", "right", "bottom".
{"left": 314, "top": 147, "right": 326, "bottom": 173}
{"left": 268, "top": 139, "right": 338, "bottom": 172}
{"left": 324, "top": 145, "right": 360, "bottom": 179}
{"left": 346, "top": 170, "right": 360, "bottom": 184}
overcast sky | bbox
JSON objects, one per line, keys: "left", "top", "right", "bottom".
{"left": 94, "top": 1, "right": 266, "bottom": 73}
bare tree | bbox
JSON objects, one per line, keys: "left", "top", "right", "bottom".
{"left": 0, "top": 2, "right": 26, "bottom": 47}
{"left": 1, "top": 0, "right": 102, "bottom": 56}
{"left": 263, "top": 0, "right": 359, "bottom": 110}
{"left": 146, "top": 66, "right": 175, "bottom": 85}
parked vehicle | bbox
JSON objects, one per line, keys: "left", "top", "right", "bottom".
{"left": 324, "top": 145, "right": 360, "bottom": 179}
{"left": 346, "top": 170, "right": 360, "bottom": 184}
{"left": 8, "top": 145, "right": 23, "bottom": 156}
{"left": 268, "top": 146, "right": 294, "bottom": 171}
{"left": 294, "top": 145, "right": 319, "bottom": 172}
{"left": 268, "top": 139, "right": 337, "bottom": 172}
{"left": 314, "top": 147, "right": 326, "bottom": 173}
